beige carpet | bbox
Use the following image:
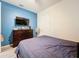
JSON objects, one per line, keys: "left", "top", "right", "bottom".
{"left": 0, "top": 47, "right": 16, "bottom": 58}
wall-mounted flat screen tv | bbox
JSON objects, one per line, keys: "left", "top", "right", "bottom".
{"left": 15, "top": 17, "right": 29, "bottom": 26}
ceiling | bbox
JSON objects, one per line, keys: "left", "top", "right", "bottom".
{"left": 2, "top": 0, "right": 62, "bottom": 13}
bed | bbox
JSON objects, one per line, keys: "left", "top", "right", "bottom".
{"left": 16, "top": 35, "right": 78, "bottom": 58}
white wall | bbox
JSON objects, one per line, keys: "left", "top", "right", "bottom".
{"left": 37, "top": 0, "right": 79, "bottom": 42}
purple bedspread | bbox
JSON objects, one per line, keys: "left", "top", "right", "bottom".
{"left": 16, "top": 35, "right": 77, "bottom": 58}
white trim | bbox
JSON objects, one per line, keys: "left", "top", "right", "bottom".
{"left": 1, "top": 44, "right": 12, "bottom": 48}
{"left": 0, "top": 2, "right": 1, "bottom": 53}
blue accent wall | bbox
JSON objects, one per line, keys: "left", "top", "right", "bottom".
{"left": 1, "top": 1, "right": 37, "bottom": 46}
{"left": 0, "top": 2, "right": 1, "bottom": 34}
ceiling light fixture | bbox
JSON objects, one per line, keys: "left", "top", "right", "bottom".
{"left": 19, "top": 4, "right": 24, "bottom": 7}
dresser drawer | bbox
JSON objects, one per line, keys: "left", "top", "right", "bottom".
{"left": 12, "top": 29, "right": 33, "bottom": 47}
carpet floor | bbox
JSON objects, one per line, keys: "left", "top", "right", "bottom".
{"left": 0, "top": 47, "right": 16, "bottom": 58}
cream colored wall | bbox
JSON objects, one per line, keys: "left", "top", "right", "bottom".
{"left": 37, "top": 0, "right": 79, "bottom": 42}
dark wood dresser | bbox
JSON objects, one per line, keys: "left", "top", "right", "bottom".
{"left": 12, "top": 29, "right": 33, "bottom": 47}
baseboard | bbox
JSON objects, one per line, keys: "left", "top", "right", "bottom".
{"left": 1, "top": 44, "right": 13, "bottom": 48}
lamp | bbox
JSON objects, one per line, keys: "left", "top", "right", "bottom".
{"left": 0, "top": 35, "right": 4, "bottom": 42}
{"left": 35, "top": 28, "right": 40, "bottom": 36}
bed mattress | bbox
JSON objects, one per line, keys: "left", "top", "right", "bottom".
{"left": 16, "top": 35, "right": 78, "bottom": 58}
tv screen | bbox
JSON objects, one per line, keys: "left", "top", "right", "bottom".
{"left": 15, "top": 17, "right": 29, "bottom": 26}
